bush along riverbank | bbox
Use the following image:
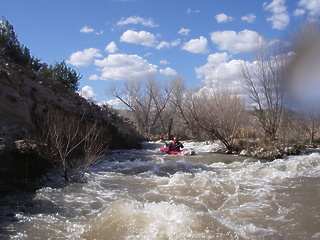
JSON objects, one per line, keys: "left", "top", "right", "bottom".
{"left": 0, "top": 61, "right": 146, "bottom": 194}
{"left": 214, "top": 142, "right": 307, "bottom": 160}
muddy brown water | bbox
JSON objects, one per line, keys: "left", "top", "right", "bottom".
{"left": 1, "top": 142, "right": 319, "bottom": 239}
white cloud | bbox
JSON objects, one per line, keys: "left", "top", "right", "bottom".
{"left": 117, "top": 16, "right": 158, "bottom": 27}
{"left": 182, "top": 36, "right": 209, "bottom": 54}
{"left": 208, "top": 52, "right": 230, "bottom": 67}
{"left": 263, "top": 0, "right": 290, "bottom": 30}
{"left": 100, "top": 99, "right": 127, "bottom": 109}
{"left": 120, "top": 30, "right": 156, "bottom": 47}
{"left": 66, "top": 48, "right": 102, "bottom": 67}
{"left": 89, "top": 74, "right": 100, "bottom": 81}
{"left": 156, "top": 42, "right": 171, "bottom": 49}
{"left": 160, "top": 60, "right": 169, "bottom": 65}
{"left": 159, "top": 67, "right": 177, "bottom": 76}
{"left": 210, "top": 30, "right": 264, "bottom": 54}
{"left": 96, "top": 30, "right": 104, "bottom": 35}
{"left": 156, "top": 39, "right": 180, "bottom": 49}
{"left": 215, "top": 13, "right": 234, "bottom": 23}
{"left": 241, "top": 13, "right": 256, "bottom": 23}
{"left": 187, "top": 8, "right": 200, "bottom": 14}
{"left": 297, "top": 0, "right": 320, "bottom": 17}
{"left": 196, "top": 50, "right": 294, "bottom": 91}
{"left": 195, "top": 53, "right": 244, "bottom": 88}
{"left": 178, "top": 28, "right": 191, "bottom": 36}
{"left": 79, "top": 86, "right": 98, "bottom": 102}
{"left": 293, "top": 8, "right": 305, "bottom": 17}
{"left": 195, "top": 52, "right": 230, "bottom": 80}
{"left": 105, "top": 41, "right": 118, "bottom": 53}
{"left": 80, "top": 26, "right": 94, "bottom": 33}
{"left": 94, "top": 54, "right": 158, "bottom": 81}
{"left": 268, "top": 38, "right": 290, "bottom": 48}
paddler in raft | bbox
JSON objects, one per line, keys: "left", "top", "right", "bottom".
{"left": 168, "top": 137, "right": 184, "bottom": 152}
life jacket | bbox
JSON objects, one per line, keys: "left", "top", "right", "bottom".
{"left": 169, "top": 141, "right": 181, "bottom": 151}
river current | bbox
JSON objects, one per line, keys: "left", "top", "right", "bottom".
{"left": 1, "top": 142, "right": 320, "bottom": 239}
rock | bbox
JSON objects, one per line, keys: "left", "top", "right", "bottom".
{"left": 14, "top": 140, "right": 38, "bottom": 154}
{"left": 240, "top": 150, "right": 249, "bottom": 156}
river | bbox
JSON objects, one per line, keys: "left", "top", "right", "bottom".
{"left": 1, "top": 142, "right": 320, "bottom": 239}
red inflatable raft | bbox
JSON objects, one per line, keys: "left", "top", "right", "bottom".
{"left": 160, "top": 146, "right": 189, "bottom": 155}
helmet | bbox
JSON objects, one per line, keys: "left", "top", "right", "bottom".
{"left": 173, "top": 137, "right": 178, "bottom": 141}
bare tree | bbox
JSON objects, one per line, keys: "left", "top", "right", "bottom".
{"left": 169, "top": 76, "right": 199, "bottom": 138}
{"left": 241, "top": 40, "right": 288, "bottom": 141}
{"left": 292, "top": 111, "right": 320, "bottom": 144}
{"left": 110, "top": 77, "right": 176, "bottom": 138}
{"left": 111, "top": 79, "right": 152, "bottom": 134}
{"left": 145, "top": 78, "right": 174, "bottom": 135}
{"left": 170, "top": 76, "right": 187, "bottom": 121}
{"left": 178, "top": 85, "right": 247, "bottom": 150}
{"left": 79, "top": 121, "right": 110, "bottom": 176}
{"left": 34, "top": 109, "right": 110, "bottom": 181}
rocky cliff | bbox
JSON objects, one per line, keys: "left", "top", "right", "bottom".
{"left": 0, "top": 60, "right": 145, "bottom": 192}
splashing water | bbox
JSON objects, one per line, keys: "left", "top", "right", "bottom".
{"left": 1, "top": 142, "right": 320, "bottom": 239}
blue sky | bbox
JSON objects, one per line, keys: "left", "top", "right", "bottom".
{"left": 1, "top": 0, "right": 319, "bottom": 106}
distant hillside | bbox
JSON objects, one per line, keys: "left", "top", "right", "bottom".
{"left": 0, "top": 60, "right": 145, "bottom": 192}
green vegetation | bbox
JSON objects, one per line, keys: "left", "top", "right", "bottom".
{"left": 0, "top": 17, "right": 81, "bottom": 91}
{"left": 39, "top": 61, "right": 81, "bottom": 92}
{"left": 0, "top": 18, "right": 128, "bottom": 183}
{"left": 0, "top": 17, "right": 42, "bottom": 71}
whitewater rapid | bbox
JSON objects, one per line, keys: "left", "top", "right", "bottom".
{"left": 1, "top": 142, "right": 320, "bottom": 239}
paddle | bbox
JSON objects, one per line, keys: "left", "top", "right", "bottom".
{"left": 156, "top": 133, "right": 167, "bottom": 142}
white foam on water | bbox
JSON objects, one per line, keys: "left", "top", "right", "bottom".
{"left": 183, "top": 140, "right": 222, "bottom": 153}
{"left": 3, "top": 143, "right": 320, "bottom": 239}
{"left": 83, "top": 200, "right": 205, "bottom": 239}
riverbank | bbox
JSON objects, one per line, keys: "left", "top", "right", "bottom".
{"left": 181, "top": 140, "right": 316, "bottom": 160}
{"left": 0, "top": 61, "right": 145, "bottom": 195}
{"left": 227, "top": 145, "right": 302, "bottom": 160}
